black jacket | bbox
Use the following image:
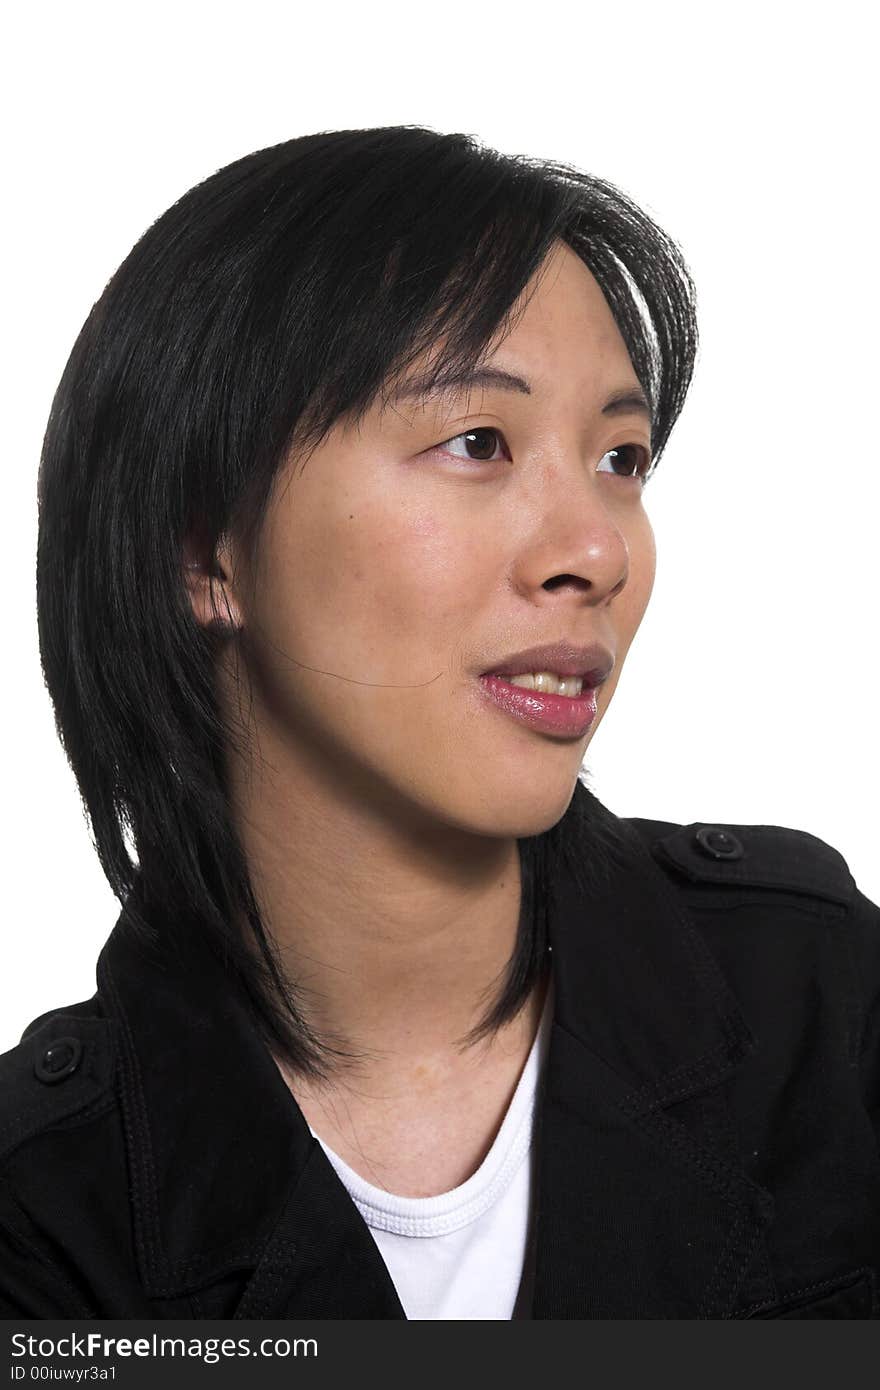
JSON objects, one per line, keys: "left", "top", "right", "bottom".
{"left": 2, "top": 811, "right": 879, "bottom": 1320}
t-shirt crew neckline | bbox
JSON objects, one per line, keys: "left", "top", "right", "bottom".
{"left": 309, "top": 972, "right": 555, "bottom": 1238}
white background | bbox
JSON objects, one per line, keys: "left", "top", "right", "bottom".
{"left": 2, "top": 1, "right": 877, "bottom": 1044}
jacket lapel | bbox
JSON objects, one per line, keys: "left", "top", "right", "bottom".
{"left": 98, "top": 907, "right": 405, "bottom": 1317}
{"left": 532, "top": 812, "right": 774, "bottom": 1317}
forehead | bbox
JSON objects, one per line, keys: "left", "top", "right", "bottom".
{"left": 505, "top": 241, "right": 633, "bottom": 361}
{"left": 388, "top": 242, "right": 644, "bottom": 418}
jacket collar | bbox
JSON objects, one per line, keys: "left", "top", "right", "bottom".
{"left": 534, "top": 811, "right": 774, "bottom": 1317}
{"left": 97, "top": 901, "right": 406, "bottom": 1314}
{"left": 549, "top": 810, "right": 754, "bottom": 1105}
{"left": 97, "top": 800, "right": 772, "bottom": 1317}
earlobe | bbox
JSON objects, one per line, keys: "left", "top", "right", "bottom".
{"left": 182, "top": 532, "right": 244, "bottom": 633}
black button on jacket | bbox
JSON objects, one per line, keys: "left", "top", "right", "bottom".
{"left": 1, "top": 811, "right": 879, "bottom": 1319}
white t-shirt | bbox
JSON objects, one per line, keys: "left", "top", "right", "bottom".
{"left": 311, "top": 974, "right": 554, "bottom": 1319}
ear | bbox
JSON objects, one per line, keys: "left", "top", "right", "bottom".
{"left": 182, "top": 530, "right": 244, "bottom": 633}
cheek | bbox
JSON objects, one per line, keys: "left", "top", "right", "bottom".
{"left": 627, "top": 512, "right": 657, "bottom": 620}
{"left": 356, "top": 510, "right": 481, "bottom": 646}
{"left": 262, "top": 497, "right": 477, "bottom": 675}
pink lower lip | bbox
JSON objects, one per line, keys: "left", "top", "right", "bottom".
{"left": 478, "top": 675, "right": 599, "bottom": 737}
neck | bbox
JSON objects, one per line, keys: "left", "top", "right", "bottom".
{"left": 222, "top": 713, "right": 531, "bottom": 1087}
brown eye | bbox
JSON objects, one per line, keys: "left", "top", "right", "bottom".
{"left": 597, "top": 445, "right": 653, "bottom": 481}
{"left": 437, "top": 428, "right": 508, "bottom": 463}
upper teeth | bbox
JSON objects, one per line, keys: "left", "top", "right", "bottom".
{"left": 505, "top": 671, "right": 584, "bottom": 696}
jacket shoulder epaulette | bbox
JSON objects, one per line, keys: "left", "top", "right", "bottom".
{"left": 623, "top": 817, "right": 855, "bottom": 909}
{"left": 0, "top": 997, "right": 117, "bottom": 1165}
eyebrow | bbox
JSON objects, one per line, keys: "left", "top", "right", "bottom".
{"left": 390, "top": 366, "right": 653, "bottom": 420}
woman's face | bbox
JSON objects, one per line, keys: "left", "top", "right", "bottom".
{"left": 212, "top": 240, "right": 656, "bottom": 840}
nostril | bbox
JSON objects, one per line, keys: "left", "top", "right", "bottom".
{"left": 543, "top": 575, "right": 587, "bottom": 592}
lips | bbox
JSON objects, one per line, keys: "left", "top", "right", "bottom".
{"left": 482, "top": 640, "right": 614, "bottom": 687}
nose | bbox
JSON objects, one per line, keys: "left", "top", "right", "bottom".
{"left": 515, "top": 481, "right": 631, "bottom": 607}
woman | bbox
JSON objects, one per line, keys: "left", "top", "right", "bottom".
{"left": 2, "top": 126, "right": 878, "bottom": 1320}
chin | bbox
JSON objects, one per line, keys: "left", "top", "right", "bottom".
{"left": 439, "top": 775, "right": 582, "bottom": 842}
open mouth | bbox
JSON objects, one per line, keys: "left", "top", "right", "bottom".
{"left": 482, "top": 670, "right": 591, "bottom": 699}
{"left": 478, "top": 673, "right": 600, "bottom": 737}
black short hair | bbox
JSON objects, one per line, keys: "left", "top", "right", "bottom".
{"left": 36, "top": 126, "right": 698, "bottom": 1080}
